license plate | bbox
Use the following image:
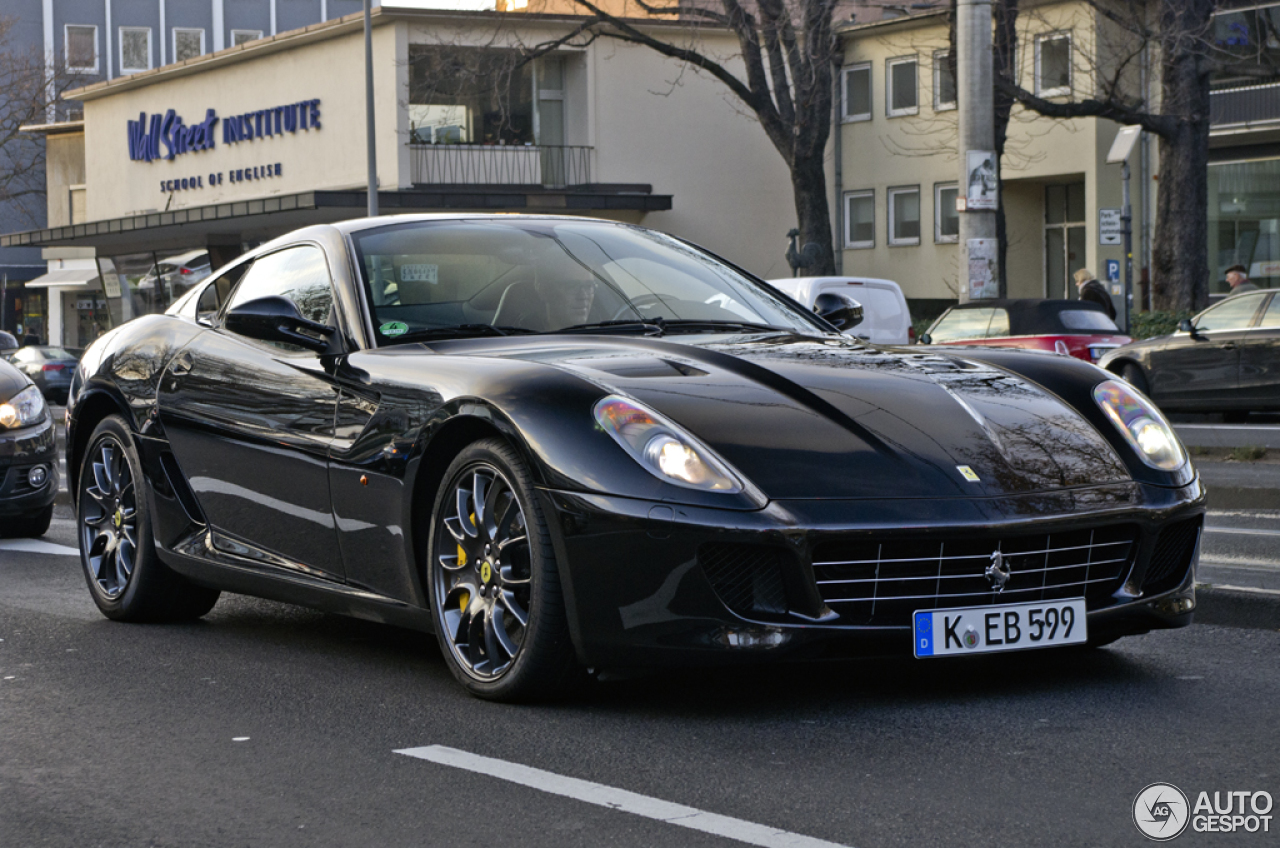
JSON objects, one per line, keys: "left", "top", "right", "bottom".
{"left": 913, "top": 598, "right": 1087, "bottom": 657}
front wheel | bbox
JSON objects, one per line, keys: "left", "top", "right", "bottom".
{"left": 426, "top": 438, "right": 578, "bottom": 701}
{"left": 77, "top": 415, "right": 220, "bottom": 622}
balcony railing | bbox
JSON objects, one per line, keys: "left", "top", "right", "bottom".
{"left": 409, "top": 144, "right": 593, "bottom": 188}
{"left": 1211, "top": 81, "right": 1280, "bottom": 127}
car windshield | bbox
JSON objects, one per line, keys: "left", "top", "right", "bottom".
{"left": 929, "top": 307, "right": 1011, "bottom": 341}
{"left": 37, "top": 347, "right": 76, "bottom": 359}
{"left": 351, "top": 219, "right": 827, "bottom": 343}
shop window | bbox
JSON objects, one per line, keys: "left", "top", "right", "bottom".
{"left": 844, "top": 190, "right": 874, "bottom": 248}
{"left": 173, "top": 28, "right": 205, "bottom": 63}
{"left": 935, "top": 183, "right": 959, "bottom": 243}
{"left": 231, "top": 29, "right": 263, "bottom": 46}
{"left": 842, "top": 63, "right": 871, "bottom": 122}
{"left": 889, "top": 186, "right": 921, "bottom": 245}
{"left": 933, "top": 51, "right": 956, "bottom": 110}
{"left": 65, "top": 25, "right": 98, "bottom": 72}
{"left": 1209, "top": 158, "right": 1280, "bottom": 293}
{"left": 119, "top": 27, "right": 152, "bottom": 74}
{"left": 1045, "top": 182, "right": 1087, "bottom": 298}
{"left": 1036, "top": 33, "right": 1071, "bottom": 97}
{"left": 887, "top": 56, "right": 918, "bottom": 117}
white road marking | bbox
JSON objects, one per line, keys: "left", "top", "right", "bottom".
{"left": 1204, "top": 525, "right": 1280, "bottom": 538}
{"left": 0, "top": 538, "right": 79, "bottom": 556}
{"left": 395, "top": 745, "right": 852, "bottom": 848}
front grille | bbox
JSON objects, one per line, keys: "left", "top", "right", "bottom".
{"left": 698, "top": 543, "right": 789, "bottom": 616}
{"left": 1144, "top": 516, "right": 1202, "bottom": 596}
{"left": 813, "top": 525, "right": 1138, "bottom": 626}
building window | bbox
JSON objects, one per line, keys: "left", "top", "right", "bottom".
{"left": 1036, "top": 33, "right": 1071, "bottom": 97}
{"left": 935, "top": 183, "right": 959, "bottom": 243}
{"left": 119, "top": 27, "right": 151, "bottom": 74}
{"left": 173, "top": 28, "right": 205, "bottom": 63}
{"left": 842, "top": 63, "right": 871, "bottom": 122}
{"left": 887, "top": 56, "right": 918, "bottom": 116}
{"left": 888, "top": 186, "right": 921, "bottom": 245}
{"left": 65, "top": 25, "right": 98, "bottom": 72}
{"left": 844, "top": 190, "right": 875, "bottom": 249}
{"left": 933, "top": 51, "right": 956, "bottom": 110}
{"left": 231, "top": 29, "right": 263, "bottom": 46}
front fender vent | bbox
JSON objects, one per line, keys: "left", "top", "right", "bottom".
{"left": 1143, "top": 516, "right": 1202, "bottom": 596}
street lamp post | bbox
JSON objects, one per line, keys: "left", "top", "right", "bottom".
{"left": 364, "top": 0, "right": 378, "bottom": 217}
{"left": 1107, "top": 125, "right": 1142, "bottom": 332}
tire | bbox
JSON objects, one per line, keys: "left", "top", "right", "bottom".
{"left": 77, "top": 415, "right": 220, "bottom": 622}
{"left": 426, "top": 438, "right": 579, "bottom": 701}
{"left": 1120, "top": 362, "right": 1150, "bottom": 396}
{"left": 0, "top": 504, "right": 53, "bottom": 538}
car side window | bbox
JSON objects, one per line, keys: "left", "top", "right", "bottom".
{"left": 1258, "top": 294, "right": 1280, "bottom": 329}
{"left": 223, "top": 245, "right": 335, "bottom": 327}
{"left": 1196, "top": 294, "right": 1264, "bottom": 332}
{"left": 196, "top": 265, "right": 249, "bottom": 325}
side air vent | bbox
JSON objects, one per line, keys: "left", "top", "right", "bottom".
{"left": 159, "top": 451, "right": 207, "bottom": 525}
{"left": 1144, "top": 516, "right": 1202, "bottom": 596}
{"left": 698, "top": 543, "right": 790, "bottom": 616}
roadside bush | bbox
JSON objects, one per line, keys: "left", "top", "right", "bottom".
{"left": 1129, "top": 310, "right": 1195, "bottom": 340}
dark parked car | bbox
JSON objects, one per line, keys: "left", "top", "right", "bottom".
{"left": 8, "top": 345, "right": 80, "bottom": 404}
{"left": 1099, "top": 290, "right": 1279, "bottom": 419}
{"left": 922, "top": 299, "right": 1132, "bottom": 362}
{"left": 67, "top": 215, "right": 1204, "bottom": 701}
{"left": 0, "top": 357, "right": 58, "bottom": 536}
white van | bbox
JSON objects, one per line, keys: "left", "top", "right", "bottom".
{"left": 766, "top": 276, "right": 913, "bottom": 345}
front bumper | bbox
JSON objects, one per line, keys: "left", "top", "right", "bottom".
{"left": 0, "top": 415, "right": 60, "bottom": 515}
{"left": 540, "top": 478, "right": 1206, "bottom": 668}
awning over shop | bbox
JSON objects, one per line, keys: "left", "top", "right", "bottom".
{"left": 22, "top": 268, "right": 101, "bottom": 288}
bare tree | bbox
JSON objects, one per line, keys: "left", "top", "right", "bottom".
{"left": 0, "top": 16, "right": 87, "bottom": 227}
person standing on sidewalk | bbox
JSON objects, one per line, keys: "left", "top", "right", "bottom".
{"left": 1073, "top": 268, "right": 1116, "bottom": 320}
{"left": 1225, "top": 265, "right": 1259, "bottom": 296}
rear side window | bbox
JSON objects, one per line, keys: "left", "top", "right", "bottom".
{"left": 1058, "top": 309, "right": 1118, "bottom": 332}
{"left": 929, "top": 307, "right": 1010, "bottom": 341}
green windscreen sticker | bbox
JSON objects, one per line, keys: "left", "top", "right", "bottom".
{"left": 380, "top": 321, "right": 409, "bottom": 338}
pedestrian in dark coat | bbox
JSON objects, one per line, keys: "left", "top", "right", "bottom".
{"left": 1073, "top": 268, "right": 1116, "bottom": 320}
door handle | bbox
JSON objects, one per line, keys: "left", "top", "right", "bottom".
{"left": 170, "top": 352, "right": 194, "bottom": 376}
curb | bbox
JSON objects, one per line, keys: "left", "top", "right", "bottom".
{"left": 1195, "top": 584, "right": 1280, "bottom": 630}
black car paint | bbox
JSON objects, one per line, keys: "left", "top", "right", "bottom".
{"left": 66, "top": 218, "right": 1203, "bottom": 669}
{"left": 0, "top": 359, "right": 59, "bottom": 517}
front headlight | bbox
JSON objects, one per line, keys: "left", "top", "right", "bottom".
{"left": 0, "top": 385, "right": 47, "bottom": 430}
{"left": 593, "top": 395, "right": 743, "bottom": 492}
{"left": 1093, "top": 380, "right": 1186, "bottom": 471}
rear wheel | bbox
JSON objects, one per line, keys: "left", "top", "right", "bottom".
{"left": 1120, "top": 362, "right": 1149, "bottom": 396}
{"left": 426, "top": 438, "right": 578, "bottom": 701}
{"left": 77, "top": 415, "right": 220, "bottom": 621}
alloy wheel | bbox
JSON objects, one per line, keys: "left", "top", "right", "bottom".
{"left": 433, "top": 464, "right": 532, "bottom": 679}
{"left": 80, "top": 438, "right": 139, "bottom": 598}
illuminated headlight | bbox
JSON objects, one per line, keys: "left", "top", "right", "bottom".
{"left": 1093, "top": 380, "right": 1186, "bottom": 471}
{"left": 0, "top": 385, "right": 47, "bottom": 430}
{"left": 594, "top": 395, "right": 743, "bottom": 492}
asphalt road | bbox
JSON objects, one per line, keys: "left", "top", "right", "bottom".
{"left": 3, "top": 509, "right": 1278, "bottom": 848}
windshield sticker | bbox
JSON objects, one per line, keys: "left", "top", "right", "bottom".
{"left": 380, "top": 321, "right": 409, "bottom": 338}
{"left": 399, "top": 264, "right": 438, "bottom": 284}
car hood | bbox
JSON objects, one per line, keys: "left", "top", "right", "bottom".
{"left": 469, "top": 332, "right": 1131, "bottom": 500}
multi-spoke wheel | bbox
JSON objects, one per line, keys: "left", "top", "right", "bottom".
{"left": 427, "top": 439, "right": 578, "bottom": 700}
{"left": 77, "top": 415, "right": 220, "bottom": 621}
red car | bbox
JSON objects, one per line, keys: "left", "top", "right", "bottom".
{"left": 921, "top": 299, "right": 1131, "bottom": 362}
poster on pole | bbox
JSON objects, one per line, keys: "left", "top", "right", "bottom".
{"left": 967, "top": 238, "right": 998, "bottom": 299}
{"left": 965, "top": 150, "right": 998, "bottom": 210}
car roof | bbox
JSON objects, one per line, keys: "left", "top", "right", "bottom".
{"left": 939, "top": 299, "right": 1114, "bottom": 335}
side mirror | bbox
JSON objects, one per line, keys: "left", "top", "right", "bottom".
{"left": 919, "top": 333, "right": 933, "bottom": 345}
{"left": 814, "top": 293, "right": 864, "bottom": 332}
{"left": 224, "top": 295, "right": 334, "bottom": 353}
{"left": 1177, "top": 318, "right": 1194, "bottom": 333}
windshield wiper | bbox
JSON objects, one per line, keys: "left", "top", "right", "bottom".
{"left": 554, "top": 319, "right": 666, "bottom": 335}
{"left": 390, "top": 324, "right": 540, "bottom": 342}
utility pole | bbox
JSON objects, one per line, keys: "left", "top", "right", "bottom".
{"left": 957, "top": 0, "right": 998, "bottom": 302}
{"left": 1107, "top": 126, "right": 1142, "bottom": 333}
{"left": 364, "top": 0, "right": 378, "bottom": 217}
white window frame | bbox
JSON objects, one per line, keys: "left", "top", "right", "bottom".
{"left": 841, "top": 63, "right": 872, "bottom": 123}
{"left": 64, "top": 25, "right": 99, "bottom": 73}
{"left": 888, "top": 185, "right": 922, "bottom": 246}
{"left": 886, "top": 55, "right": 919, "bottom": 117}
{"left": 172, "top": 27, "right": 205, "bottom": 63}
{"left": 843, "top": 190, "right": 875, "bottom": 249}
{"left": 933, "top": 50, "right": 956, "bottom": 111}
{"left": 118, "top": 26, "right": 152, "bottom": 74}
{"left": 1035, "top": 32, "right": 1072, "bottom": 98}
{"left": 231, "top": 29, "right": 264, "bottom": 46}
{"left": 934, "top": 182, "right": 960, "bottom": 243}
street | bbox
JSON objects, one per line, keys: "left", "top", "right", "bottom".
{"left": 2, "top": 505, "right": 1277, "bottom": 847}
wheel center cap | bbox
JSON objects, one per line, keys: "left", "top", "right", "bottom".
{"left": 480, "top": 561, "right": 493, "bottom": 585}
{"left": 113, "top": 509, "right": 123, "bottom": 529}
